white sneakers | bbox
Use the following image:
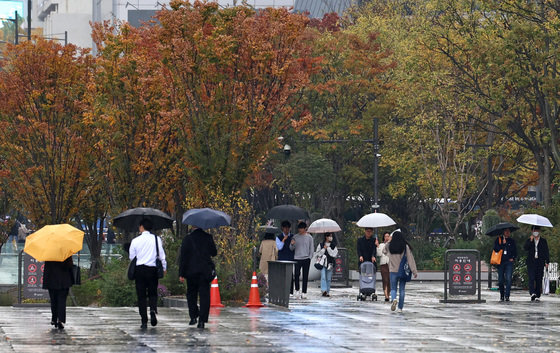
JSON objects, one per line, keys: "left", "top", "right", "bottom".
{"left": 397, "top": 309, "right": 403, "bottom": 313}
{"left": 391, "top": 299, "right": 398, "bottom": 311}
{"left": 301, "top": 292, "right": 307, "bottom": 299}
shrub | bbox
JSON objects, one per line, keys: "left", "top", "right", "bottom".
{"left": 98, "top": 257, "right": 137, "bottom": 306}
{"left": 184, "top": 187, "right": 257, "bottom": 301}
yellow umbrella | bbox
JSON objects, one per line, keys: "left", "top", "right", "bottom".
{"left": 24, "top": 224, "right": 84, "bottom": 262}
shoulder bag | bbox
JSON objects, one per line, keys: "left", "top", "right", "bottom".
{"left": 71, "top": 255, "right": 81, "bottom": 285}
{"left": 127, "top": 257, "right": 137, "bottom": 280}
{"left": 397, "top": 247, "right": 412, "bottom": 282}
{"left": 490, "top": 237, "right": 503, "bottom": 265}
{"left": 154, "top": 234, "right": 164, "bottom": 279}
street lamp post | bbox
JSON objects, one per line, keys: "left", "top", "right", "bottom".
{"left": 373, "top": 117, "right": 380, "bottom": 212}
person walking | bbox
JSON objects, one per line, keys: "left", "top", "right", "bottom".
{"left": 357, "top": 227, "right": 378, "bottom": 269}
{"left": 276, "top": 221, "right": 295, "bottom": 261}
{"left": 376, "top": 231, "right": 391, "bottom": 302}
{"left": 259, "top": 232, "right": 278, "bottom": 281}
{"left": 384, "top": 231, "right": 417, "bottom": 312}
{"left": 494, "top": 228, "right": 517, "bottom": 301}
{"left": 276, "top": 220, "right": 295, "bottom": 295}
{"left": 290, "top": 222, "right": 314, "bottom": 299}
{"left": 524, "top": 226, "right": 549, "bottom": 302}
{"left": 179, "top": 226, "right": 218, "bottom": 329}
{"left": 43, "top": 256, "right": 74, "bottom": 329}
{"left": 129, "top": 218, "right": 167, "bottom": 329}
{"left": 316, "top": 232, "right": 338, "bottom": 297}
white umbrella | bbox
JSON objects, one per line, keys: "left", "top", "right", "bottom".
{"left": 516, "top": 214, "right": 553, "bottom": 227}
{"left": 307, "top": 218, "right": 342, "bottom": 233}
{"left": 356, "top": 213, "right": 396, "bottom": 228}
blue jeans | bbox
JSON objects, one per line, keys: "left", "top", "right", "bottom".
{"left": 390, "top": 272, "right": 407, "bottom": 310}
{"left": 321, "top": 267, "right": 333, "bottom": 293}
{"left": 497, "top": 261, "right": 514, "bottom": 298}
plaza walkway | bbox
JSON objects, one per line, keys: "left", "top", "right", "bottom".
{"left": 0, "top": 281, "right": 559, "bottom": 352}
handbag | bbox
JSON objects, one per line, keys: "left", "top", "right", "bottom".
{"left": 314, "top": 252, "right": 327, "bottom": 270}
{"left": 154, "top": 234, "right": 164, "bottom": 279}
{"left": 397, "top": 248, "right": 412, "bottom": 282}
{"left": 490, "top": 237, "right": 503, "bottom": 265}
{"left": 128, "top": 257, "right": 137, "bottom": 280}
{"left": 71, "top": 264, "right": 81, "bottom": 285}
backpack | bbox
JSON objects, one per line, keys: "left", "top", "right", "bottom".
{"left": 397, "top": 247, "right": 412, "bottom": 282}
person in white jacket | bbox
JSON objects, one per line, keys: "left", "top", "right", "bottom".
{"left": 315, "top": 232, "right": 339, "bottom": 297}
{"left": 376, "top": 232, "right": 391, "bottom": 301}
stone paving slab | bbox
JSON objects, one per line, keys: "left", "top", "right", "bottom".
{"left": 1, "top": 281, "right": 559, "bottom": 352}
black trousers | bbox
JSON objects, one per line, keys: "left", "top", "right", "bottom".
{"left": 528, "top": 264, "right": 545, "bottom": 298}
{"left": 186, "top": 273, "right": 211, "bottom": 323}
{"left": 48, "top": 288, "right": 69, "bottom": 324}
{"left": 135, "top": 265, "right": 158, "bottom": 323}
{"left": 294, "top": 258, "right": 311, "bottom": 293}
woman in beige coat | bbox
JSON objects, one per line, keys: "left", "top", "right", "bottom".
{"left": 259, "top": 233, "right": 278, "bottom": 280}
{"left": 383, "top": 230, "right": 417, "bottom": 312}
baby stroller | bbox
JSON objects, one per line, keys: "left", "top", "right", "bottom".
{"left": 357, "top": 261, "right": 377, "bottom": 301}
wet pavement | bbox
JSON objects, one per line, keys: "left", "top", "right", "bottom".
{"left": 0, "top": 281, "right": 559, "bottom": 352}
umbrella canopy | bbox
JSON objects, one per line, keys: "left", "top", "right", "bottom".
{"left": 308, "top": 218, "right": 342, "bottom": 233}
{"left": 516, "top": 214, "right": 553, "bottom": 228}
{"left": 258, "top": 225, "right": 279, "bottom": 233}
{"left": 182, "top": 208, "right": 231, "bottom": 229}
{"left": 24, "top": 224, "right": 84, "bottom": 262}
{"left": 485, "top": 222, "right": 519, "bottom": 236}
{"left": 266, "top": 205, "right": 309, "bottom": 220}
{"left": 356, "top": 213, "right": 396, "bottom": 228}
{"left": 113, "top": 207, "right": 174, "bottom": 233}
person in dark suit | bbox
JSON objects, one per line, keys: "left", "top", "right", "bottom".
{"left": 357, "top": 227, "right": 378, "bottom": 270}
{"left": 43, "top": 256, "right": 73, "bottom": 329}
{"left": 524, "top": 226, "right": 550, "bottom": 302}
{"left": 179, "top": 226, "right": 217, "bottom": 329}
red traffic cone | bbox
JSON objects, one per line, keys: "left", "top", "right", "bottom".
{"left": 244, "top": 272, "right": 264, "bottom": 307}
{"left": 210, "top": 277, "right": 225, "bottom": 308}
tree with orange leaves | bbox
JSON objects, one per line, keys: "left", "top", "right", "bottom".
{"left": 0, "top": 39, "right": 94, "bottom": 226}
{"left": 89, "top": 22, "right": 185, "bottom": 237}
{"left": 157, "top": 1, "right": 320, "bottom": 196}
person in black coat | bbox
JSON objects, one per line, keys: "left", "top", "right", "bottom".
{"left": 43, "top": 256, "right": 73, "bottom": 329}
{"left": 493, "top": 228, "right": 517, "bottom": 301}
{"left": 357, "top": 227, "right": 378, "bottom": 271}
{"left": 524, "top": 226, "right": 550, "bottom": 301}
{"left": 179, "top": 227, "right": 218, "bottom": 329}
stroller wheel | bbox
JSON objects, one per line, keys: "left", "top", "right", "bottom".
{"left": 373, "top": 294, "right": 377, "bottom": 301}
{"left": 357, "top": 295, "right": 361, "bottom": 301}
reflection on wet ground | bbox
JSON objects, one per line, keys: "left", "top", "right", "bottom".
{"left": 1, "top": 281, "right": 559, "bottom": 352}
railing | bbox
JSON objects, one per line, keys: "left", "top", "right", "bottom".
{"left": 0, "top": 246, "right": 123, "bottom": 286}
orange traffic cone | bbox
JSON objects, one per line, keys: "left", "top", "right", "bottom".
{"left": 210, "top": 277, "right": 225, "bottom": 308}
{"left": 244, "top": 272, "right": 264, "bottom": 307}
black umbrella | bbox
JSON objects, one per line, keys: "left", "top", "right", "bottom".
{"left": 113, "top": 207, "right": 174, "bottom": 232}
{"left": 266, "top": 205, "right": 309, "bottom": 220}
{"left": 182, "top": 208, "right": 231, "bottom": 229}
{"left": 485, "top": 222, "right": 519, "bottom": 236}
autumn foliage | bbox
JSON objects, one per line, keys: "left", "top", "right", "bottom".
{"left": 0, "top": 39, "right": 93, "bottom": 225}
{"left": 157, "top": 1, "right": 320, "bottom": 194}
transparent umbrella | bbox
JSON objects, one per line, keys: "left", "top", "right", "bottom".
{"left": 516, "top": 214, "right": 553, "bottom": 228}
{"left": 308, "top": 218, "right": 341, "bottom": 233}
{"left": 356, "top": 213, "right": 396, "bottom": 228}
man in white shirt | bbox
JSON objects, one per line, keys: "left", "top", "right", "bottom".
{"left": 129, "top": 218, "right": 167, "bottom": 329}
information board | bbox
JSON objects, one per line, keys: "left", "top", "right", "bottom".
{"left": 448, "top": 252, "right": 476, "bottom": 295}
{"left": 331, "top": 248, "right": 349, "bottom": 286}
{"left": 23, "top": 254, "right": 49, "bottom": 299}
